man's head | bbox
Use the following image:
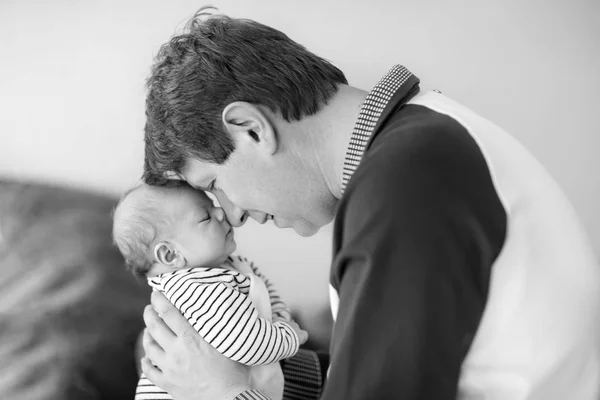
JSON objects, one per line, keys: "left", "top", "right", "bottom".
{"left": 143, "top": 7, "right": 347, "bottom": 236}
{"left": 112, "top": 183, "right": 236, "bottom": 277}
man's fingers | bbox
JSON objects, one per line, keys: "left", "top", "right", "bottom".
{"left": 141, "top": 357, "right": 168, "bottom": 392}
{"left": 143, "top": 328, "right": 167, "bottom": 368}
{"left": 143, "top": 303, "right": 176, "bottom": 350}
{"left": 151, "top": 290, "right": 196, "bottom": 338}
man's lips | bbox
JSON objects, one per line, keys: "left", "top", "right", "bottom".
{"left": 269, "top": 215, "right": 287, "bottom": 228}
{"left": 258, "top": 214, "right": 274, "bottom": 224}
{"left": 273, "top": 216, "right": 288, "bottom": 229}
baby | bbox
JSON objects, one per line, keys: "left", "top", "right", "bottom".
{"left": 112, "top": 183, "right": 308, "bottom": 400}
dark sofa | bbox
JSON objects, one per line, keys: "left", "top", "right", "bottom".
{"left": 0, "top": 179, "right": 151, "bottom": 399}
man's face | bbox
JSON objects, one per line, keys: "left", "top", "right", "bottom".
{"left": 179, "top": 147, "right": 337, "bottom": 237}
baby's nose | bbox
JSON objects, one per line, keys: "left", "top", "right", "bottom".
{"left": 213, "top": 207, "right": 225, "bottom": 222}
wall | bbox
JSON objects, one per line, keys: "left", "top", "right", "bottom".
{"left": 1, "top": 0, "right": 598, "bottom": 349}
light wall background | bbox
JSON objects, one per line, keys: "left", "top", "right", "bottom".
{"left": 1, "top": 0, "right": 599, "bottom": 349}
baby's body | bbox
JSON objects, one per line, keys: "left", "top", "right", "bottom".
{"left": 112, "top": 184, "right": 307, "bottom": 400}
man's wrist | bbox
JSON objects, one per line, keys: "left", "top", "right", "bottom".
{"left": 223, "top": 384, "right": 252, "bottom": 400}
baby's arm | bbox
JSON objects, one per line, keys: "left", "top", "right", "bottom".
{"left": 234, "top": 255, "right": 293, "bottom": 322}
{"left": 154, "top": 275, "right": 300, "bottom": 366}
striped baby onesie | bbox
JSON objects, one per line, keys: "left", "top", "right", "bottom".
{"left": 135, "top": 255, "right": 299, "bottom": 400}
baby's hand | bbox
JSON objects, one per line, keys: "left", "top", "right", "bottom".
{"left": 285, "top": 320, "right": 308, "bottom": 345}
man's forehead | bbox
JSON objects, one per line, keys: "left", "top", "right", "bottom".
{"left": 165, "top": 162, "right": 220, "bottom": 204}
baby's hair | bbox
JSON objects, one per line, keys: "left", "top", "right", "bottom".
{"left": 112, "top": 181, "right": 190, "bottom": 276}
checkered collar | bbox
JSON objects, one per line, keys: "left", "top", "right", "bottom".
{"left": 341, "top": 65, "right": 419, "bottom": 195}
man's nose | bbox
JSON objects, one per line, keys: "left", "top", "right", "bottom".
{"left": 213, "top": 190, "right": 248, "bottom": 227}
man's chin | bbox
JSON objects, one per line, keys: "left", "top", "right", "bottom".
{"left": 273, "top": 217, "right": 323, "bottom": 237}
{"left": 293, "top": 224, "right": 321, "bottom": 237}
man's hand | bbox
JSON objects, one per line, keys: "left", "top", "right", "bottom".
{"left": 142, "top": 290, "right": 251, "bottom": 400}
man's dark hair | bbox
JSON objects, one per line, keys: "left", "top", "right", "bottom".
{"left": 143, "top": 6, "right": 348, "bottom": 185}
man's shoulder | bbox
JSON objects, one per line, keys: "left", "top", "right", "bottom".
{"left": 372, "top": 102, "right": 480, "bottom": 163}
{"left": 347, "top": 107, "right": 477, "bottom": 197}
{"left": 339, "top": 100, "right": 502, "bottom": 227}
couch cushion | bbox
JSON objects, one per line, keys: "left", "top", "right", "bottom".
{"left": 0, "top": 179, "right": 150, "bottom": 399}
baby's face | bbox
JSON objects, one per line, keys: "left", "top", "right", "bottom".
{"left": 167, "top": 190, "right": 236, "bottom": 268}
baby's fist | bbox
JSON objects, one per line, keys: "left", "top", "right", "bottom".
{"left": 287, "top": 320, "right": 308, "bottom": 345}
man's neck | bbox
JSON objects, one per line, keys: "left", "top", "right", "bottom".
{"left": 289, "top": 85, "right": 368, "bottom": 199}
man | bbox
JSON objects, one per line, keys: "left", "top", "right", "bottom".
{"left": 139, "top": 7, "right": 600, "bottom": 400}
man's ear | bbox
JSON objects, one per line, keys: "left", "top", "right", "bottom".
{"left": 222, "top": 101, "right": 277, "bottom": 155}
{"left": 163, "top": 171, "right": 183, "bottom": 181}
{"left": 153, "top": 242, "right": 186, "bottom": 269}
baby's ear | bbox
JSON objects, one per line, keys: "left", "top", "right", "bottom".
{"left": 153, "top": 242, "right": 186, "bottom": 269}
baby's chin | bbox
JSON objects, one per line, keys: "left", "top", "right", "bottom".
{"left": 214, "top": 243, "right": 237, "bottom": 265}
{"left": 227, "top": 238, "right": 237, "bottom": 254}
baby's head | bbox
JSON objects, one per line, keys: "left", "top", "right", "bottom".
{"left": 112, "top": 183, "right": 236, "bottom": 277}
